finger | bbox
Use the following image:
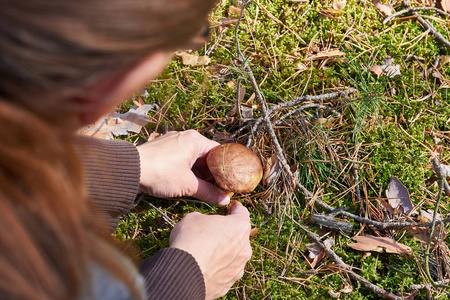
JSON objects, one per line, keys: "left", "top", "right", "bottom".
{"left": 190, "top": 176, "right": 230, "bottom": 206}
{"left": 228, "top": 201, "right": 250, "bottom": 219}
{"left": 183, "top": 130, "right": 220, "bottom": 157}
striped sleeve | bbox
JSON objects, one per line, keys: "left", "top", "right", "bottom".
{"left": 74, "top": 135, "right": 140, "bottom": 231}
{"left": 139, "top": 248, "right": 206, "bottom": 300}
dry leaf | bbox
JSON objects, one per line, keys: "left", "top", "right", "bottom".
{"left": 306, "top": 237, "right": 334, "bottom": 268}
{"left": 178, "top": 51, "right": 211, "bottom": 67}
{"left": 250, "top": 227, "right": 259, "bottom": 237}
{"left": 379, "top": 198, "right": 397, "bottom": 215}
{"left": 373, "top": 0, "right": 394, "bottom": 16}
{"left": 407, "top": 226, "right": 430, "bottom": 244}
{"left": 440, "top": 55, "right": 450, "bottom": 67}
{"left": 228, "top": 5, "right": 243, "bottom": 17}
{"left": 340, "top": 282, "right": 353, "bottom": 294}
{"left": 80, "top": 104, "right": 158, "bottom": 139}
{"left": 386, "top": 175, "right": 414, "bottom": 214}
{"left": 318, "top": 8, "right": 345, "bottom": 19}
{"left": 369, "top": 57, "right": 401, "bottom": 78}
{"left": 305, "top": 49, "right": 346, "bottom": 61}
{"left": 263, "top": 154, "right": 280, "bottom": 186}
{"left": 348, "top": 235, "right": 412, "bottom": 255}
{"left": 369, "top": 65, "right": 384, "bottom": 78}
{"left": 240, "top": 103, "right": 255, "bottom": 119}
{"left": 333, "top": 0, "right": 346, "bottom": 9}
{"left": 437, "top": 0, "right": 450, "bottom": 13}
{"left": 328, "top": 289, "right": 340, "bottom": 298}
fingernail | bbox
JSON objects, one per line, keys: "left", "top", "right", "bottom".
{"left": 218, "top": 195, "right": 230, "bottom": 206}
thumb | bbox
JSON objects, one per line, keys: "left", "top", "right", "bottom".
{"left": 190, "top": 175, "right": 230, "bottom": 206}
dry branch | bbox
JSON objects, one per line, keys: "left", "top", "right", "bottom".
{"left": 384, "top": 1, "right": 450, "bottom": 50}
{"left": 383, "top": 6, "right": 450, "bottom": 24}
{"left": 286, "top": 214, "right": 402, "bottom": 300}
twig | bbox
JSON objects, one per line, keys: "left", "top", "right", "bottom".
{"left": 424, "top": 157, "right": 450, "bottom": 289}
{"left": 352, "top": 162, "right": 366, "bottom": 216}
{"left": 270, "top": 88, "right": 356, "bottom": 113}
{"left": 431, "top": 157, "right": 450, "bottom": 197}
{"left": 286, "top": 213, "right": 402, "bottom": 300}
{"left": 310, "top": 213, "right": 353, "bottom": 234}
{"left": 314, "top": 196, "right": 450, "bottom": 230}
{"left": 411, "top": 279, "right": 450, "bottom": 290}
{"left": 383, "top": 7, "right": 450, "bottom": 24}
{"left": 230, "top": 89, "right": 356, "bottom": 141}
{"left": 388, "top": 1, "right": 450, "bottom": 50}
{"left": 141, "top": 199, "right": 176, "bottom": 227}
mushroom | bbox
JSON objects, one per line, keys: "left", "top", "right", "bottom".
{"left": 206, "top": 143, "right": 263, "bottom": 194}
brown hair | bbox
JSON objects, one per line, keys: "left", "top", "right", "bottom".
{"left": 0, "top": 0, "right": 217, "bottom": 124}
{"left": 0, "top": 101, "right": 136, "bottom": 299}
{"left": 0, "top": 0, "right": 218, "bottom": 299}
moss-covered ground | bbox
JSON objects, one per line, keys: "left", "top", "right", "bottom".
{"left": 114, "top": 0, "right": 450, "bottom": 298}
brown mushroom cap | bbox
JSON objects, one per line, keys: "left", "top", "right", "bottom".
{"left": 206, "top": 143, "right": 263, "bottom": 194}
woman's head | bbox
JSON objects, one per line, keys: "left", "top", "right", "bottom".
{"left": 0, "top": 0, "right": 217, "bottom": 127}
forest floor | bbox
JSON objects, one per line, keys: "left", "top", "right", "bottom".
{"left": 111, "top": 0, "right": 450, "bottom": 299}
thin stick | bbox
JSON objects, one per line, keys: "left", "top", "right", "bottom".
{"left": 424, "top": 157, "right": 450, "bottom": 289}
{"left": 383, "top": 7, "right": 450, "bottom": 24}
{"left": 390, "top": 1, "right": 450, "bottom": 50}
{"left": 142, "top": 199, "right": 176, "bottom": 227}
{"left": 352, "top": 162, "right": 366, "bottom": 216}
{"left": 411, "top": 279, "right": 450, "bottom": 290}
{"left": 286, "top": 213, "right": 402, "bottom": 300}
{"left": 431, "top": 157, "right": 450, "bottom": 196}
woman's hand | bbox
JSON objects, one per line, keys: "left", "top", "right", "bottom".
{"left": 169, "top": 201, "right": 252, "bottom": 300}
{"left": 137, "top": 130, "right": 230, "bottom": 205}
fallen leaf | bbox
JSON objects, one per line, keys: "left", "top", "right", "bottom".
{"left": 379, "top": 198, "right": 397, "bottom": 215}
{"left": 226, "top": 79, "right": 236, "bottom": 89}
{"left": 382, "top": 56, "right": 401, "bottom": 78}
{"left": 240, "top": 103, "right": 256, "bottom": 119}
{"left": 373, "top": 0, "right": 394, "bottom": 16}
{"left": 250, "top": 227, "right": 259, "bottom": 237}
{"left": 263, "top": 154, "right": 280, "bottom": 186}
{"left": 328, "top": 289, "right": 340, "bottom": 298}
{"left": 407, "top": 226, "right": 430, "bottom": 244}
{"left": 228, "top": 5, "right": 243, "bottom": 17}
{"left": 369, "top": 65, "right": 384, "bottom": 77}
{"left": 318, "top": 8, "right": 346, "bottom": 19}
{"left": 386, "top": 175, "right": 414, "bottom": 214}
{"left": 340, "top": 282, "right": 353, "bottom": 294}
{"left": 178, "top": 51, "right": 211, "bottom": 67}
{"left": 348, "top": 235, "right": 412, "bottom": 255}
{"left": 420, "top": 209, "right": 442, "bottom": 223}
{"left": 306, "top": 237, "right": 334, "bottom": 267}
{"left": 305, "top": 49, "right": 346, "bottom": 61}
{"left": 333, "top": 0, "right": 346, "bottom": 9}
{"left": 440, "top": 55, "right": 450, "bottom": 67}
{"left": 80, "top": 104, "right": 158, "bottom": 139}
{"left": 437, "top": 0, "right": 450, "bottom": 13}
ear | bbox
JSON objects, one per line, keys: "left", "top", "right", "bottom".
{"left": 77, "top": 51, "right": 171, "bottom": 126}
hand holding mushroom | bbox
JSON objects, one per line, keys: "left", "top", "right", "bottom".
{"left": 137, "top": 131, "right": 263, "bottom": 205}
{"left": 137, "top": 130, "right": 231, "bottom": 205}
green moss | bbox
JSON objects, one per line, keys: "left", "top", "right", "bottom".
{"left": 114, "top": 0, "right": 450, "bottom": 298}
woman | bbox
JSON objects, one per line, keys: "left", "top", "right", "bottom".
{"left": 0, "top": 1, "right": 252, "bottom": 299}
